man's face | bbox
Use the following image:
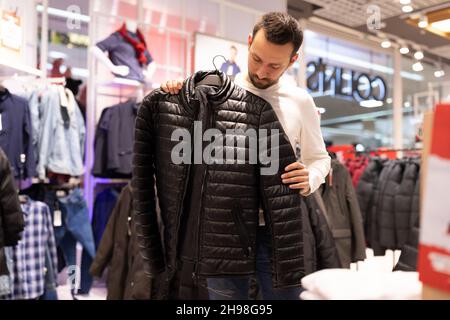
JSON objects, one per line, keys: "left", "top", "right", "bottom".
{"left": 247, "top": 29, "right": 298, "bottom": 89}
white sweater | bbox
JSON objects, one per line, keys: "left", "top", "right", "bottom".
{"left": 235, "top": 73, "right": 331, "bottom": 195}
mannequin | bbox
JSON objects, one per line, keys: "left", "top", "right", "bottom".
{"left": 91, "top": 19, "right": 156, "bottom": 82}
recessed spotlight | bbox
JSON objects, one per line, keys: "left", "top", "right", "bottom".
{"left": 412, "top": 61, "right": 424, "bottom": 72}
{"left": 434, "top": 70, "right": 445, "bottom": 78}
{"left": 400, "top": 46, "right": 410, "bottom": 54}
{"left": 414, "top": 51, "right": 424, "bottom": 60}
{"left": 418, "top": 15, "right": 428, "bottom": 28}
{"left": 386, "top": 98, "right": 393, "bottom": 104}
{"left": 404, "top": 101, "right": 411, "bottom": 108}
{"left": 402, "top": 5, "right": 413, "bottom": 13}
{"left": 381, "top": 40, "right": 392, "bottom": 48}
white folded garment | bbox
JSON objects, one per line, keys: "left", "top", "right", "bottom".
{"left": 300, "top": 269, "right": 422, "bottom": 300}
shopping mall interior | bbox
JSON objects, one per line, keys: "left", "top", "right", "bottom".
{"left": 0, "top": 0, "right": 449, "bottom": 301}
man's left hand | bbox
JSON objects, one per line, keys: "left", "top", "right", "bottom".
{"left": 281, "top": 162, "right": 310, "bottom": 195}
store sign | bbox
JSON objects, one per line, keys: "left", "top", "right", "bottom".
{"left": 0, "top": 11, "right": 22, "bottom": 52}
{"left": 306, "top": 58, "right": 387, "bottom": 103}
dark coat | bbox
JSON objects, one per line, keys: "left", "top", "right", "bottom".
{"left": 90, "top": 185, "right": 152, "bottom": 300}
{"left": 303, "top": 194, "right": 341, "bottom": 274}
{"left": 356, "top": 157, "right": 386, "bottom": 243}
{"left": 132, "top": 71, "right": 308, "bottom": 291}
{"left": 394, "top": 166, "right": 420, "bottom": 271}
{"left": 320, "top": 160, "right": 366, "bottom": 268}
{"left": 0, "top": 147, "right": 24, "bottom": 248}
{"left": 376, "top": 160, "right": 405, "bottom": 249}
{"left": 394, "top": 160, "right": 420, "bottom": 248}
{"left": 92, "top": 100, "right": 138, "bottom": 178}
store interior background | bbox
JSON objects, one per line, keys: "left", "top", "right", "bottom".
{"left": 1, "top": 0, "right": 449, "bottom": 299}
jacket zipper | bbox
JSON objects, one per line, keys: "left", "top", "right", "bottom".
{"left": 231, "top": 203, "right": 251, "bottom": 257}
{"left": 192, "top": 99, "right": 214, "bottom": 283}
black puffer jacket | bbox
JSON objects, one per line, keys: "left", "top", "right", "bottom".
{"left": 376, "top": 160, "right": 405, "bottom": 249}
{"left": 356, "top": 157, "right": 385, "bottom": 243}
{"left": 303, "top": 194, "right": 340, "bottom": 274}
{"left": 394, "top": 167, "right": 420, "bottom": 271}
{"left": 320, "top": 160, "right": 366, "bottom": 268}
{"left": 132, "top": 71, "right": 308, "bottom": 290}
{"left": 394, "top": 160, "right": 420, "bottom": 248}
{"left": 0, "top": 147, "right": 24, "bottom": 248}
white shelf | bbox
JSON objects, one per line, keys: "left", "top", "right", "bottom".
{"left": 96, "top": 77, "right": 142, "bottom": 88}
{"left": 0, "top": 60, "right": 43, "bottom": 77}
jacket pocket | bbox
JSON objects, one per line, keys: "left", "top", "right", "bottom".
{"left": 231, "top": 203, "right": 252, "bottom": 257}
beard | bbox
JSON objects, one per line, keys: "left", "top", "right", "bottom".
{"left": 248, "top": 72, "right": 279, "bottom": 89}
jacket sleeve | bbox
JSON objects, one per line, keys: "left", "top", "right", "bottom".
{"left": 90, "top": 193, "right": 119, "bottom": 277}
{"left": 23, "top": 101, "right": 36, "bottom": 178}
{"left": 344, "top": 168, "right": 367, "bottom": 263}
{"left": 0, "top": 148, "right": 24, "bottom": 246}
{"left": 37, "top": 92, "right": 56, "bottom": 179}
{"left": 44, "top": 204, "right": 58, "bottom": 284}
{"left": 131, "top": 95, "right": 165, "bottom": 277}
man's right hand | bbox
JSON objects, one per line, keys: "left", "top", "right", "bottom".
{"left": 160, "top": 79, "right": 183, "bottom": 95}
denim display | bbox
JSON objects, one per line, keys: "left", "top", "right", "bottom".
{"left": 54, "top": 188, "right": 95, "bottom": 294}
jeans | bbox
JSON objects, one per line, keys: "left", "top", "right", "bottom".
{"left": 206, "top": 227, "right": 303, "bottom": 300}
{"left": 55, "top": 188, "right": 96, "bottom": 294}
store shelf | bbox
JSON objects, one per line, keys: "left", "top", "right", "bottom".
{"left": 93, "top": 177, "right": 130, "bottom": 185}
{"left": 0, "top": 60, "right": 43, "bottom": 78}
{"left": 96, "top": 77, "right": 142, "bottom": 88}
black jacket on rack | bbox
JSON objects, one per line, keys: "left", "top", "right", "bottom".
{"left": 90, "top": 184, "right": 152, "bottom": 300}
{"left": 303, "top": 195, "right": 340, "bottom": 274}
{"left": 132, "top": 70, "right": 307, "bottom": 294}
{"left": 319, "top": 160, "right": 366, "bottom": 268}
{"left": 356, "top": 158, "right": 386, "bottom": 254}
{"left": 376, "top": 160, "right": 405, "bottom": 250}
{"left": 394, "top": 160, "right": 420, "bottom": 249}
{"left": 93, "top": 99, "right": 138, "bottom": 178}
{"left": 0, "top": 147, "right": 24, "bottom": 248}
{"left": 394, "top": 165, "right": 420, "bottom": 271}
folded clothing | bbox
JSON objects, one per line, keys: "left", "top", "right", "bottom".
{"left": 300, "top": 269, "right": 422, "bottom": 300}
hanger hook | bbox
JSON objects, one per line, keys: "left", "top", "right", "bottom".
{"left": 212, "top": 55, "right": 227, "bottom": 71}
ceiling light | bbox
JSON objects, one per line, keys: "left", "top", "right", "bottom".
{"left": 381, "top": 40, "right": 392, "bottom": 48}
{"left": 402, "top": 5, "right": 413, "bottom": 13}
{"left": 430, "top": 19, "right": 450, "bottom": 33}
{"left": 404, "top": 101, "right": 411, "bottom": 108}
{"left": 399, "top": 45, "right": 410, "bottom": 54}
{"left": 434, "top": 70, "right": 445, "bottom": 78}
{"left": 360, "top": 100, "right": 383, "bottom": 108}
{"left": 418, "top": 15, "right": 428, "bottom": 28}
{"left": 400, "top": 0, "right": 411, "bottom": 4}
{"left": 386, "top": 98, "right": 393, "bottom": 104}
{"left": 412, "top": 61, "right": 424, "bottom": 72}
{"left": 414, "top": 51, "right": 424, "bottom": 60}
{"left": 317, "top": 107, "right": 326, "bottom": 114}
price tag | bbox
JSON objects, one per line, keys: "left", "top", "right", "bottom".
{"left": 53, "top": 210, "right": 62, "bottom": 227}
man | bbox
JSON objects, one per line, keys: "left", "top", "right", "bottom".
{"left": 160, "top": 12, "right": 330, "bottom": 299}
{"left": 220, "top": 45, "right": 241, "bottom": 77}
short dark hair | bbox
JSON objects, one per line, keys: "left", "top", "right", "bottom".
{"left": 252, "top": 12, "right": 303, "bottom": 57}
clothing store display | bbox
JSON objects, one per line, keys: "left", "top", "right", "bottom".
{"left": 92, "top": 188, "right": 120, "bottom": 248}
{"left": 319, "top": 160, "right": 366, "bottom": 268}
{"left": 37, "top": 86, "right": 85, "bottom": 179}
{"left": 300, "top": 269, "right": 422, "bottom": 300}
{"left": 0, "top": 89, "right": 36, "bottom": 179}
{"left": 0, "top": 147, "right": 24, "bottom": 248}
{"left": 96, "top": 25, "right": 153, "bottom": 82}
{"left": 356, "top": 157, "right": 421, "bottom": 255}
{"left": 92, "top": 99, "right": 138, "bottom": 178}
{"left": 90, "top": 184, "right": 153, "bottom": 300}
{"left": 132, "top": 70, "right": 308, "bottom": 298}
{"left": 4, "top": 197, "right": 57, "bottom": 300}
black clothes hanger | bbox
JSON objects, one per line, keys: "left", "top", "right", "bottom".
{"left": 195, "top": 55, "right": 227, "bottom": 87}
